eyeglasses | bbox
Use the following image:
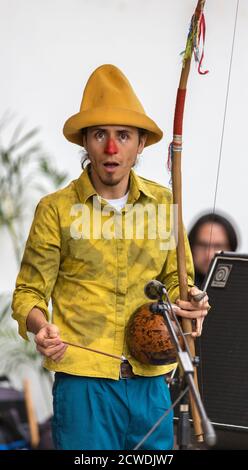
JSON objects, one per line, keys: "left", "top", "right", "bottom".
{"left": 194, "top": 241, "right": 230, "bottom": 251}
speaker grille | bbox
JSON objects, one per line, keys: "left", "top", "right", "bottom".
{"left": 197, "top": 254, "right": 248, "bottom": 429}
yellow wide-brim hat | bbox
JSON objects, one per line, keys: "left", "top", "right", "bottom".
{"left": 63, "top": 64, "right": 163, "bottom": 147}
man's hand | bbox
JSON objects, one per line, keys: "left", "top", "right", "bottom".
{"left": 35, "top": 324, "right": 68, "bottom": 362}
{"left": 173, "top": 286, "right": 210, "bottom": 337}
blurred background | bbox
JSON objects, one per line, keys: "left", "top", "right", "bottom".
{"left": 0, "top": 0, "right": 246, "bottom": 448}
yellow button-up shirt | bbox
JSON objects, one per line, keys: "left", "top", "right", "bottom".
{"left": 12, "top": 166, "right": 194, "bottom": 379}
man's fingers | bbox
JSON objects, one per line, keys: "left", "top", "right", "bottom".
{"left": 36, "top": 324, "right": 60, "bottom": 340}
{"left": 36, "top": 342, "right": 67, "bottom": 358}
{"left": 191, "top": 295, "right": 209, "bottom": 307}
{"left": 176, "top": 299, "right": 210, "bottom": 311}
{"left": 191, "top": 317, "right": 204, "bottom": 337}
{"left": 189, "top": 286, "right": 201, "bottom": 296}
{"left": 35, "top": 321, "right": 68, "bottom": 362}
{"left": 188, "top": 287, "right": 209, "bottom": 304}
{"left": 37, "top": 337, "right": 62, "bottom": 348}
{"left": 175, "top": 287, "right": 209, "bottom": 335}
{"left": 35, "top": 324, "right": 62, "bottom": 349}
{"left": 51, "top": 346, "right": 68, "bottom": 362}
{"left": 190, "top": 291, "right": 208, "bottom": 303}
{"left": 173, "top": 306, "right": 208, "bottom": 319}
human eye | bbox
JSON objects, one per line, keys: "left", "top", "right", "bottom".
{"left": 95, "top": 130, "right": 105, "bottom": 142}
{"left": 118, "top": 131, "right": 129, "bottom": 142}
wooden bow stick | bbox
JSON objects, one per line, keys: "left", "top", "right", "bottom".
{"left": 169, "top": 0, "right": 208, "bottom": 442}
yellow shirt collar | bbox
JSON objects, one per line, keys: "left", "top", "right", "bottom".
{"left": 74, "top": 165, "right": 157, "bottom": 204}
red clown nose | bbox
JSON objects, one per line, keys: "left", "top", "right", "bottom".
{"left": 105, "top": 138, "right": 118, "bottom": 155}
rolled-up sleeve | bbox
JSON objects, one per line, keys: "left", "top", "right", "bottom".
{"left": 12, "top": 199, "right": 61, "bottom": 340}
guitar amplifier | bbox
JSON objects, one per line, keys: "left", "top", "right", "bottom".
{"left": 196, "top": 252, "right": 248, "bottom": 448}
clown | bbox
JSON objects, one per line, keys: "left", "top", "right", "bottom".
{"left": 12, "top": 64, "right": 209, "bottom": 450}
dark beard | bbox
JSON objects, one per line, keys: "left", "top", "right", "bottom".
{"left": 88, "top": 163, "right": 128, "bottom": 187}
{"left": 98, "top": 174, "right": 123, "bottom": 187}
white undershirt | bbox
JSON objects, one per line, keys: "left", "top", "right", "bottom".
{"left": 104, "top": 192, "right": 129, "bottom": 212}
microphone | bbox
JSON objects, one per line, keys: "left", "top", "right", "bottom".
{"left": 144, "top": 280, "right": 167, "bottom": 300}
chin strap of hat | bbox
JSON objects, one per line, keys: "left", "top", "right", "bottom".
{"left": 168, "top": 0, "right": 208, "bottom": 442}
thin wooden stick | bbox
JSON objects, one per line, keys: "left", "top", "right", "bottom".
{"left": 171, "top": 0, "right": 207, "bottom": 442}
{"left": 63, "top": 340, "right": 125, "bottom": 361}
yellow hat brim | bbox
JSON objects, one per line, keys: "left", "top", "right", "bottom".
{"left": 63, "top": 106, "right": 163, "bottom": 147}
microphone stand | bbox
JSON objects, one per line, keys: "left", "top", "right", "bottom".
{"left": 176, "top": 372, "right": 191, "bottom": 449}
{"left": 151, "top": 291, "right": 216, "bottom": 448}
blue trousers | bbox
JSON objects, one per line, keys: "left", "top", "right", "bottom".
{"left": 52, "top": 373, "right": 174, "bottom": 450}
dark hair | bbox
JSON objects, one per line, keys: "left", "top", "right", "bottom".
{"left": 188, "top": 213, "right": 238, "bottom": 251}
{"left": 137, "top": 128, "right": 148, "bottom": 140}
{"left": 80, "top": 128, "right": 89, "bottom": 169}
{"left": 80, "top": 127, "right": 147, "bottom": 170}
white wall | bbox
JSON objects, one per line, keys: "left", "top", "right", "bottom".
{"left": 1, "top": 0, "right": 247, "bottom": 292}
